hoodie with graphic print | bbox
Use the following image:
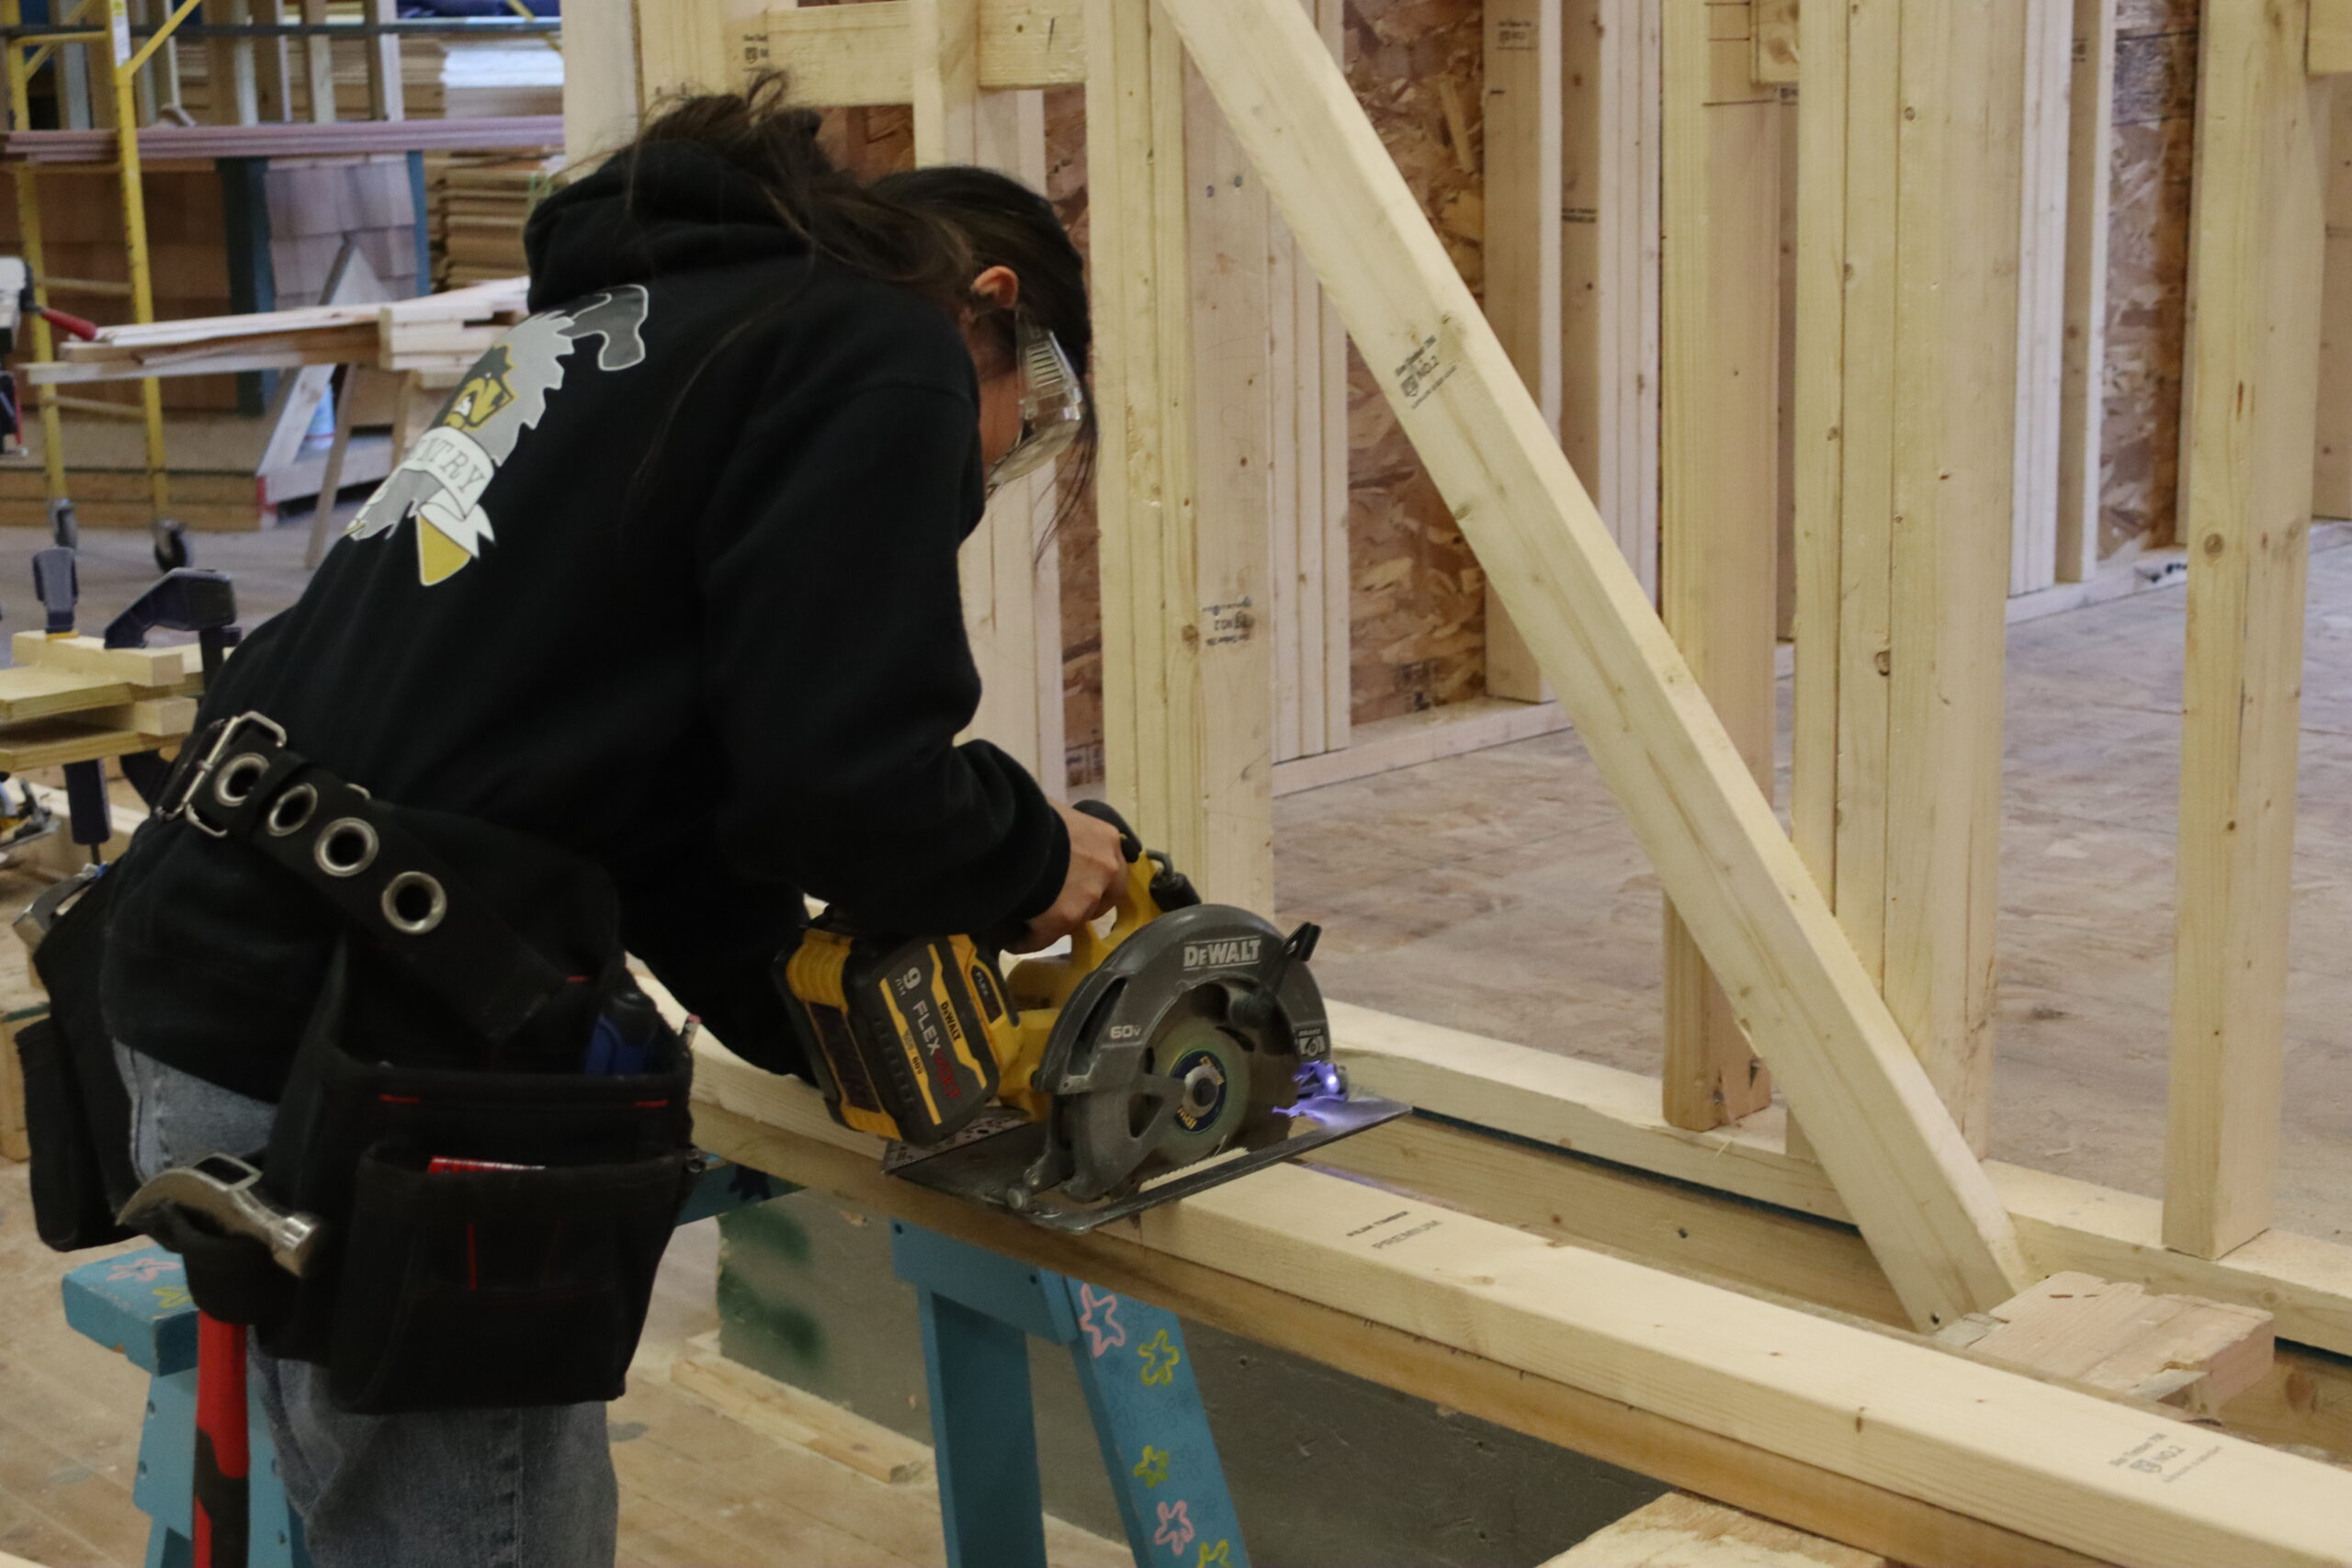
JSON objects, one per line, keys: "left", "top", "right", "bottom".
{"left": 98, "top": 140, "right": 1070, "bottom": 1100}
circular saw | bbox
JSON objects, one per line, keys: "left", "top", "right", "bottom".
{"left": 775, "top": 803, "right": 1407, "bottom": 1230}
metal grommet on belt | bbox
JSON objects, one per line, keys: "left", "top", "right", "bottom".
{"left": 264, "top": 783, "right": 318, "bottom": 837}
{"left": 314, "top": 818, "right": 379, "bottom": 878}
{"left": 380, "top": 870, "right": 447, "bottom": 936}
{"left": 211, "top": 752, "right": 270, "bottom": 808}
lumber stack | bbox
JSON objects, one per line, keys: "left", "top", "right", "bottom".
{"left": 175, "top": 29, "right": 561, "bottom": 122}
{"left": 430, "top": 154, "right": 560, "bottom": 290}
{"left": 30, "top": 276, "right": 529, "bottom": 387}
{"left": 0, "top": 634, "right": 204, "bottom": 773}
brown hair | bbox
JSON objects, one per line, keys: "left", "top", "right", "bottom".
{"left": 616, "top": 73, "right": 1097, "bottom": 524}
{"left": 628, "top": 71, "right": 978, "bottom": 316}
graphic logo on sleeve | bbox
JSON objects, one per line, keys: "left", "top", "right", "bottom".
{"left": 345, "top": 285, "right": 650, "bottom": 585}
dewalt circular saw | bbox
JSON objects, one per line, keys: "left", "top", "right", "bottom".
{"left": 775, "top": 802, "right": 1406, "bottom": 1230}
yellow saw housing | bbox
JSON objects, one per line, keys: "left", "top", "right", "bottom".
{"left": 777, "top": 852, "right": 1166, "bottom": 1145}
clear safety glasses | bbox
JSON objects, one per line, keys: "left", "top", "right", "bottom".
{"left": 986, "top": 313, "right": 1086, "bottom": 494}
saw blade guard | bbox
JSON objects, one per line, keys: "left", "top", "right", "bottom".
{"left": 1037, "top": 901, "right": 1333, "bottom": 1203}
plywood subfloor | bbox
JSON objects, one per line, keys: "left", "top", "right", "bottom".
{"left": 1279, "top": 543, "right": 2352, "bottom": 1245}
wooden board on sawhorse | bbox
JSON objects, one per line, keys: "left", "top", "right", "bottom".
{"left": 891, "top": 1221, "right": 1249, "bottom": 1568}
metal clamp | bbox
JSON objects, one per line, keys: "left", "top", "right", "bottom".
{"left": 155, "top": 710, "right": 287, "bottom": 839}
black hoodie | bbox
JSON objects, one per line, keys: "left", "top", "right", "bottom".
{"left": 98, "top": 142, "right": 1070, "bottom": 1100}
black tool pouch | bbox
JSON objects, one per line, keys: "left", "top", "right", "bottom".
{"left": 253, "top": 944, "right": 695, "bottom": 1414}
{"left": 139, "top": 714, "right": 701, "bottom": 1415}
{"left": 17, "top": 868, "right": 141, "bottom": 1252}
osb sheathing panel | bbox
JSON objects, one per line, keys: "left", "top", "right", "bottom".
{"left": 1343, "top": 0, "right": 1490, "bottom": 724}
{"left": 2101, "top": 0, "right": 2197, "bottom": 557}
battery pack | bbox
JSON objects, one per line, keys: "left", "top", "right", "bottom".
{"left": 778, "top": 919, "right": 1009, "bottom": 1145}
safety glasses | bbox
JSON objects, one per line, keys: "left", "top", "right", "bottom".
{"left": 986, "top": 313, "right": 1086, "bottom": 494}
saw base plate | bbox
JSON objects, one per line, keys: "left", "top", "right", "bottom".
{"left": 881, "top": 1091, "right": 1411, "bottom": 1233}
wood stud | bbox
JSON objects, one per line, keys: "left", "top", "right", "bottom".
{"left": 1658, "top": 0, "right": 1781, "bottom": 1133}
{"left": 1791, "top": 0, "right": 2026, "bottom": 1156}
{"left": 2165, "top": 0, "right": 2331, "bottom": 1260}
{"left": 1481, "top": 0, "right": 1563, "bottom": 705}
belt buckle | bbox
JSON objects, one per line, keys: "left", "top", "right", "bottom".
{"left": 159, "top": 710, "right": 286, "bottom": 839}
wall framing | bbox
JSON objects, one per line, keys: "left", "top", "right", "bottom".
{"left": 572, "top": 0, "right": 2352, "bottom": 1554}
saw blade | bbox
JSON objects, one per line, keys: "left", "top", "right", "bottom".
{"left": 1148, "top": 1017, "right": 1251, "bottom": 1162}
{"left": 1039, "top": 902, "right": 1331, "bottom": 1202}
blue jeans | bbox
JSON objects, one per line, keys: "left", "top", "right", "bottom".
{"left": 116, "top": 1045, "right": 619, "bottom": 1568}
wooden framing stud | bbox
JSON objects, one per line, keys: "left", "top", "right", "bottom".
{"left": 1790, "top": 0, "right": 2024, "bottom": 1156}
{"left": 1562, "top": 0, "right": 1660, "bottom": 594}
{"left": 1089, "top": 0, "right": 1275, "bottom": 908}
{"left": 1481, "top": 0, "right": 1563, "bottom": 705}
{"left": 2054, "top": 0, "right": 2117, "bottom": 584}
{"left": 1659, "top": 0, "right": 1782, "bottom": 1133}
{"left": 2165, "top": 0, "right": 2331, "bottom": 1260}
{"left": 909, "top": 0, "right": 1071, "bottom": 791}
{"left": 636, "top": 0, "right": 731, "bottom": 103}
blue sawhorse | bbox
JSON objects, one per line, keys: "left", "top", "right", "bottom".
{"left": 894, "top": 1222, "right": 1248, "bottom": 1568}
{"left": 61, "top": 1247, "right": 307, "bottom": 1568}
{"left": 63, "top": 1159, "right": 1247, "bottom": 1568}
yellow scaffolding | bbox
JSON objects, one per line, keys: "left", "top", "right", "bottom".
{"left": 2, "top": 0, "right": 197, "bottom": 529}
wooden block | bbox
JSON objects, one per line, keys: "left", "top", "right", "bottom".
{"left": 0, "top": 668, "right": 134, "bottom": 724}
{"left": 10, "top": 632, "right": 187, "bottom": 688}
{"left": 1936, "top": 1271, "right": 2275, "bottom": 1420}
{"left": 668, "top": 1332, "right": 931, "bottom": 1485}
{"left": 81, "top": 697, "right": 198, "bottom": 739}
{"left": 1544, "top": 1494, "right": 1886, "bottom": 1567}
{"left": 0, "top": 720, "right": 160, "bottom": 773}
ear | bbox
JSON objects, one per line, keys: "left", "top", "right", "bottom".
{"left": 971, "top": 264, "right": 1021, "bottom": 312}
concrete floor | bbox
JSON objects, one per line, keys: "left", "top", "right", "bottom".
{"left": 1281, "top": 544, "right": 2352, "bottom": 1246}
{"left": 8, "top": 507, "right": 2347, "bottom": 1250}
